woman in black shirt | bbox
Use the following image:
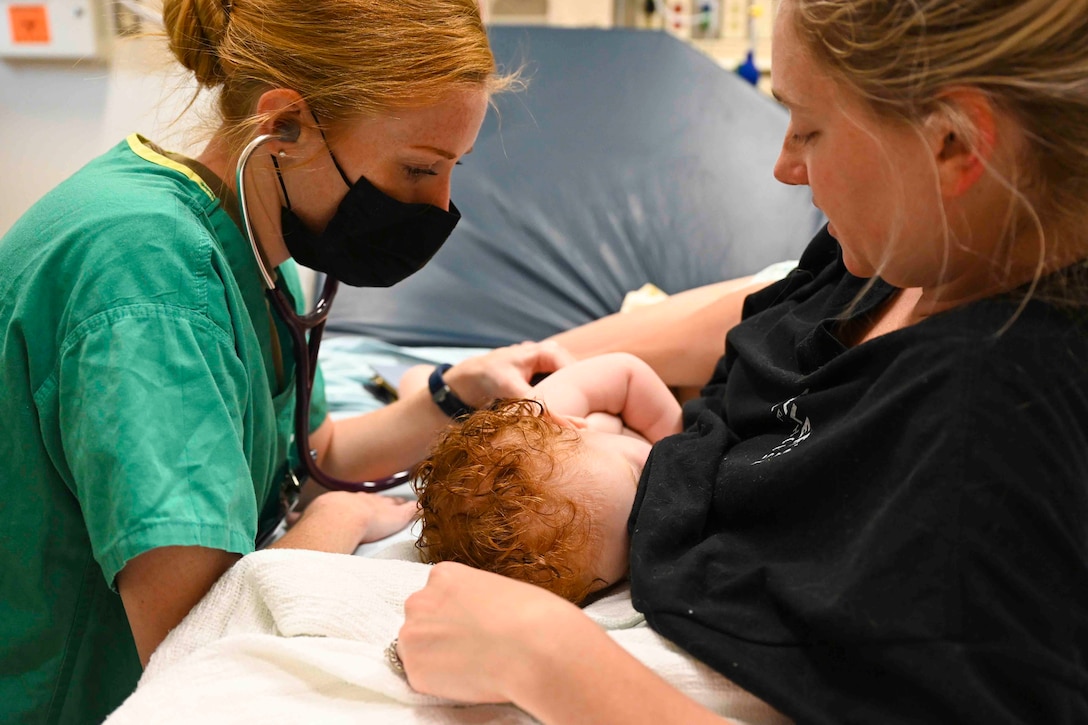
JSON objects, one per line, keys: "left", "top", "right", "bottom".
{"left": 397, "top": 1, "right": 1088, "bottom": 722}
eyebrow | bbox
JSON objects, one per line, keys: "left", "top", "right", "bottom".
{"left": 410, "top": 145, "right": 474, "bottom": 160}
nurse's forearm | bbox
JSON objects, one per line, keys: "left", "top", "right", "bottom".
{"left": 311, "top": 387, "right": 454, "bottom": 481}
{"left": 312, "top": 340, "right": 577, "bottom": 481}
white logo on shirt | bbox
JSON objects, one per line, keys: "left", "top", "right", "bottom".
{"left": 753, "top": 391, "right": 812, "bottom": 465}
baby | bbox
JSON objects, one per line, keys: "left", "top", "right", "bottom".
{"left": 412, "top": 352, "right": 682, "bottom": 604}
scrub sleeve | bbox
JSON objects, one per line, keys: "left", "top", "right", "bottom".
{"left": 0, "top": 134, "right": 327, "bottom": 724}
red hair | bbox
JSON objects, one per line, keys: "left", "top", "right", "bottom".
{"left": 415, "top": 399, "right": 600, "bottom": 603}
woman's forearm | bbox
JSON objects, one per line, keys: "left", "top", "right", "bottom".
{"left": 505, "top": 612, "right": 732, "bottom": 725}
{"left": 546, "top": 276, "right": 771, "bottom": 388}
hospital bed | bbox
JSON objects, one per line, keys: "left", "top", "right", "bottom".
{"left": 105, "top": 26, "right": 821, "bottom": 723}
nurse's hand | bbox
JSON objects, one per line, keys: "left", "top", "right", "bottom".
{"left": 273, "top": 490, "right": 417, "bottom": 554}
{"left": 442, "top": 340, "right": 576, "bottom": 408}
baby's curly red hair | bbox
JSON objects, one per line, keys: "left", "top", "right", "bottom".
{"left": 415, "top": 399, "right": 600, "bottom": 604}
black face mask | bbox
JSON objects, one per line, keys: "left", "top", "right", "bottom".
{"left": 274, "top": 142, "right": 460, "bottom": 288}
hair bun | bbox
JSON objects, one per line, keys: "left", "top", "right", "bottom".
{"left": 162, "top": 0, "right": 232, "bottom": 88}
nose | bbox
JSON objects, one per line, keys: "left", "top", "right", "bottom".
{"left": 422, "top": 176, "right": 452, "bottom": 211}
{"left": 773, "top": 137, "right": 809, "bottom": 187}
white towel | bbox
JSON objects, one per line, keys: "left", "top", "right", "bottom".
{"left": 105, "top": 547, "right": 790, "bottom": 724}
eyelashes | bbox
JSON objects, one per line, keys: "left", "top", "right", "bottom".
{"left": 405, "top": 160, "right": 463, "bottom": 179}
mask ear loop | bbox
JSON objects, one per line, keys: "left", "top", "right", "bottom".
{"left": 311, "top": 110, "right": 355, "bottom": 189}
{"left": 271, "top": 154, "right": 293, "bottom": 210}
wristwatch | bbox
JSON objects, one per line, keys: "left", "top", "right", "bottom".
{"left": 428, "top": 363, "right": 476, "bottom": 419}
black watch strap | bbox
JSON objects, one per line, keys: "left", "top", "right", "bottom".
{"left": 428, "top": 363, "right": 475, "bottom": 419}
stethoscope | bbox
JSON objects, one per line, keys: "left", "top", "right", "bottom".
{"left": 235, "top": 127, "right": 411, "bottom": 519}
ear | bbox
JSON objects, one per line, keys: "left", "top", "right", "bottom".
{"left": 927, "top": 88, "right": 998, "bottom": 198}
{"left": 253, "top": 88, "right": 310, "bottom": 152}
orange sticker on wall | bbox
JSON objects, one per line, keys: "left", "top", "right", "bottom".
{"left": 9, "top": 5, "right": 51, "bottom": 44}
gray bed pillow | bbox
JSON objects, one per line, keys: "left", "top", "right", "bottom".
{"left": 326, "top": 26, "right": 823, "bottom": 348}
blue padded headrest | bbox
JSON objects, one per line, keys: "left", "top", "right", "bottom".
{"left": 326, "top": 26, "right": 823, "bottom": 347}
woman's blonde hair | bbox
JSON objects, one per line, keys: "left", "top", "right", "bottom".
{"left": 791, "top": 0, "right": 1088, "bottom": 302}
{"left": 162, "top": 0, "right": 512, "bottom": 147}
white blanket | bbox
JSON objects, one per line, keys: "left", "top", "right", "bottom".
{"left": 105, "top": 542, "right": 790, "bottom": 724}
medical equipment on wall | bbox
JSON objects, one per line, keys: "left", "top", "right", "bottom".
{"left": 648, "top": 1, "right": 722, "bottom": 39}
{"left": 235, "top": 129, "right": 411, "bottom": 507}
{"left": 0, "top": 0, "right": 110, "bottom": 59}
{"left": 736, "top": 0, "right": 760, "bottom": 84}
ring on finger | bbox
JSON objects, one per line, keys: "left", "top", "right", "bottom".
{"left": 385, "top": 638, "right": 405, "bottom": 674}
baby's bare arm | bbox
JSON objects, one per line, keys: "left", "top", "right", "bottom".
{"left": 531, "top": 353, "right": 681, "bottom": 443}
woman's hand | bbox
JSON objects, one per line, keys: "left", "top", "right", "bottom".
{"left": 443, "top": 340, "right": 576, "bottom": 409}
{"left": 274, "top": 490, "right": 417, "bottom": 553}
{"left": 398, "top": 562, "right": 586, "bottom": 704}
{"left": 398, "top": 563, "right": 733, "bottom": 725}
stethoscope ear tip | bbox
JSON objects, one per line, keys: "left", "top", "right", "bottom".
{"left": 275, "top": 121, "right": 301, "bottom": 144}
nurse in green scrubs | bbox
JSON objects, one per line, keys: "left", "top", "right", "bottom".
{"left": 0, "top": 1, "right": 570, "bottom": 721}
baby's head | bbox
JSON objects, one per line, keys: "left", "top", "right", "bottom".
{"left": 415, "top": 399, "right": 645, "bottom": 604}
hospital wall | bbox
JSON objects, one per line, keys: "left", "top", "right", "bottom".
{"left": 1, "top": 0, "right": 613, "bottom": 236}
{"left": 0, "top": 3, "right": 771, "bottom": 237}
{"left": 1, "top": 37, "right": 206, "bottom": 235}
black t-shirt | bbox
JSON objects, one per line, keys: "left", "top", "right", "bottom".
{"left": 629, "top": 228, "right": 1088, "bottom": 724}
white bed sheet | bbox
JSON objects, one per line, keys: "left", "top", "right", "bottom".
{"left": 104, "top": 544, "right": 790, "bottom": 724}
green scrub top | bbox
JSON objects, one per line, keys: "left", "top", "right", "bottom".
{"left": 0, "top": 134, "right": 328, "bottom": 724}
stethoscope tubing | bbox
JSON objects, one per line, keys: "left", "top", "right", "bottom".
{"left": 236, "top": 133, "right": 411, "bottom": 494}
